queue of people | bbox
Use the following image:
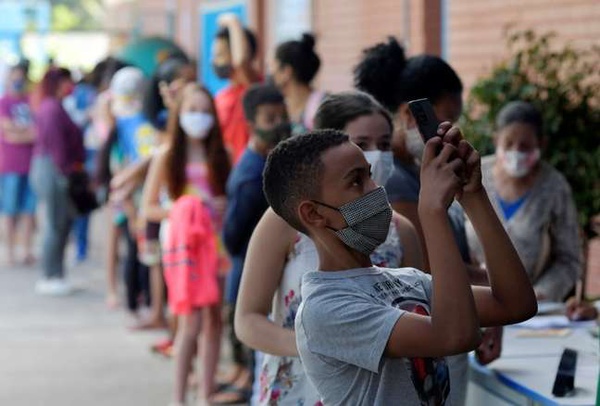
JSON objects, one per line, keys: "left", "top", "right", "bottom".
{"left": 0, "top": 12, "right": 596, "bottom": 406}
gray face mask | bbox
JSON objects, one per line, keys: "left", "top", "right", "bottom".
{"left": 313, "top": 186, "right": 392, "bottom": 256}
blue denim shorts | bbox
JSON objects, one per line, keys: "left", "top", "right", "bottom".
{"left": 0, "top": 173, "right": 36, "bottom": 215}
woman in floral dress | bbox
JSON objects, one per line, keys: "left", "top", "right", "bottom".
{"left": 235, "top": 91, "right": 424, "bottom": 405}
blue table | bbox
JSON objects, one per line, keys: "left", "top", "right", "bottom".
{"left": 467, "top": 323, "right": 599, "bottom": 406}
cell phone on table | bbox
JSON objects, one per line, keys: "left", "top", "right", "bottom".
{"left": 408, "top": 98, "right": 441, "bottom": 142}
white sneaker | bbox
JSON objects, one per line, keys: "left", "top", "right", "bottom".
{"left": 35, "top": 279, "right": 54, "bottom": 295}
{"left": 35, "top": 278, "right": 73, "bottom": 296}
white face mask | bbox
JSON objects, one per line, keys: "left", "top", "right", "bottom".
{"left": 180, "top": 112, "right": 214, "bottom": 139}
{"left": 405, "top": 127, "right": 425, "bottom": 161}
{"left": 498, "top": 148, "right": 541, "bottom": 178}
{"left": 363, "top": 150, "right": 395, "bottom": 186}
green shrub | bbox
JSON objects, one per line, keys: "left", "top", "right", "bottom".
{"left": 461, "top": 30, "right": 600, "bottom": 234}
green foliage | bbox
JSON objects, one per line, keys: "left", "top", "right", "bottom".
{"left": 461, "top": 30, "right": 600, "bottom": 233}
{"left": 52, "top": 4, "right": 81, "bottom": 31}
{"left": 50, "top": 0, "right": 104, "bottom": 31}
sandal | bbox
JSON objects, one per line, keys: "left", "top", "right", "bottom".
{"left": 151, "top": 339, "right": 174, "bottom": 358}
{"left": 129, "top": 318, "right": 168, "bottom": 331}
{"left": 209, "top": 386, "right": 252, "bottom": 405}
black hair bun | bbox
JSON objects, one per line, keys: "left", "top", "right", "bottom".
{"left": 353, "top": 37, "right": 407, "bottom": 112}
{"left": 300, "top": 33, "right": 316, "bottom": 51}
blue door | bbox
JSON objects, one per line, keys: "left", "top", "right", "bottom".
{"left": 199, "top": 1, "right": 247, "bottom": 95}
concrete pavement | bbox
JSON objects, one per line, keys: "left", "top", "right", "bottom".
{"left": 0, "top": 211, "right": 173, "bottom": 406}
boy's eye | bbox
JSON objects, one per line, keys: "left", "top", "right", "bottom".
{"left": 356, "top": 142, "right": 368, "bottom": 151}
{"left": 351, "top": 174, "right": 363, "bottom": 187}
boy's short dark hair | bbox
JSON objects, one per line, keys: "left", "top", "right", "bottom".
{"left": 263, "top": 130, "right": 349, "bottom": 233}
{"left": 216, "top": 26, "right": 258, "bottom": 60}
{"left": 242, "top": 84, "right": 285, "bottom": 123}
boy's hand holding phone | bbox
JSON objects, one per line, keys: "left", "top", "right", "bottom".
{"left": 409, "top": 97, "right": 484, "bottom": 205}
{"left": 419, "top": 137, "right": 465, "bottom": 214}
{"left": 436, "top": 122, "right": 483, "bottom": 200}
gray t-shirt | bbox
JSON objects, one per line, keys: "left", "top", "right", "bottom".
{"left": 296, "top": 267, "right": 452, "bottom": 405}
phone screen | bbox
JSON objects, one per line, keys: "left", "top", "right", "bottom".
{"left": 408, "top": 98, "right": 440, "bottom": 142}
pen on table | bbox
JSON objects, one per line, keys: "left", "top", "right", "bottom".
{"left": 575, "top": 279, "right": 583, "bottom": 306}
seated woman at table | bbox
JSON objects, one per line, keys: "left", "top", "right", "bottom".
{"left": 466, "top": 101, "right": 582, "bottom": 302}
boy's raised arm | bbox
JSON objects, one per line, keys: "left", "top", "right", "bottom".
{"left": 462, "top": 189, "right": 538, "bottom": 326}
{"left": 385, "top": 137, "right": 481, "bottom": 358}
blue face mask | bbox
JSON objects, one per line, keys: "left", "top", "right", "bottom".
{"left": 12, "top": 79, "right": 25, "bottom": 93}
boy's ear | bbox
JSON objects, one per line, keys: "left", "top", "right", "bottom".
{"left": 297, "top": 200, "right": 327, "bottom": 231}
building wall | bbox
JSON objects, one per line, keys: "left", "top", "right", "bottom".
{"left": 447, "top": 0, "right": 600, "bottom": 92}
{"left": 312, "top": 0, "right": 407, "bottom": 92}
{"left": 262, "top": 0, "right": 441, "bottom": 92}
{"left": 105, "top": 0, "right": 600, "bottom": 94}
{"left": 174, "top": 0, "right": 200, "bottom": 58}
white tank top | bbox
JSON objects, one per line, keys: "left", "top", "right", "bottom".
{"left": 256, "top": 222, "right": 403, "bottom": 405}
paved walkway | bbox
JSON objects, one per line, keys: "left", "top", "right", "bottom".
{"left": 0, "top": 211, "right": 174, "bottom": 405}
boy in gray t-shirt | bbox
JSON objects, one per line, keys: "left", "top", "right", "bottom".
{"left": 298, "top": 267, "right": 448, "bottom": 404}
{"left": 262, "top": 128, "right": 537, "bottom": 405}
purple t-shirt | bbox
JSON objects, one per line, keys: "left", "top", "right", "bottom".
{"left": 0, "top": 94, "right": 34, "bottom": 174}
{"left": 33, "top": 97, "right": 84, "bottom": 175}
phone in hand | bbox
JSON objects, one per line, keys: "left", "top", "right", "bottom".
{"left": 408, "top": 98, "right": 441, "bottom": 142}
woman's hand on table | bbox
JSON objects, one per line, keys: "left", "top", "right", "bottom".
{"left": 566, "top": 298, "right": 598, "bottom": 321}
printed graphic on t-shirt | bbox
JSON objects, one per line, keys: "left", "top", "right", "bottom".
{"left": 134, "top": 123, "right": 155, "bottom": 159}
{"left": 116, "top": 116, "right": 156, "bottom": 163}
{"left": 11, "top": 102, "right": 32, "bottom": 127}
{"left": 372, "top": 277, "right": 450, "bottom": 406}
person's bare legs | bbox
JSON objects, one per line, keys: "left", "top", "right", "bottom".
{"left": 150, "top": 264, "right": 166, "bottom": 323}
{"left": 198, "top": 305, "right": 222, "bottom": 402}
{"left": 174, "top": 310, "right": 203, "bottom": 404}
{"left": 133, "top": 263, "right": 167, "bottom": 329}
{"left": 22, "top": 214, "right": 36, "bottom": 265}
{"left": 4, "top": 216, "right": 17, "bottom": 266}
{"left": 106, "top": 221, "right": 121, "bottom": 308}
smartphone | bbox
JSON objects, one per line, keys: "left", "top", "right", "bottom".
{"left": 408, "top": 98, "right": 440, "bottom": 142}
{"left": 552, "top": 348, "right": 577, "bottom": 397}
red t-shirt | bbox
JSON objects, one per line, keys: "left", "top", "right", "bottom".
{"left": 215, "top": 83, "right": 249, "bottom": 165}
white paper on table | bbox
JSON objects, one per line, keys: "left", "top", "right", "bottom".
{"left": 536, "top": 301, "right": 565, "bottom": 315}
{"left": 515, "top": 315, "right": 597, "bottom": 330}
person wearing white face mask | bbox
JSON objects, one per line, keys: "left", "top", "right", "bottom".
{"left": 354, "top": 38, "right": 501, "bottom": 402}
{"left": 314, "top": 91, "right": 423, "bottom": 273}
{"left": 465, "top": 101, "right": 582, "bottom": 302}
{"left": 354, "top": 37, "right": 466, "bottom": 271}
{"left": 234, "top": 91, "right": 424, "bottom": 406}
{"left": 179, "top": 110, "right": 215, "bottom": 139}
{"left": 141, "top": 83, "right": 231, "bottom": 405}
